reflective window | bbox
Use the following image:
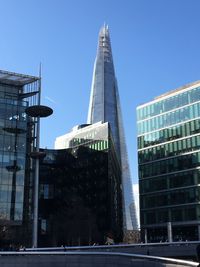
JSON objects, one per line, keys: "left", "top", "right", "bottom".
{"left": 137, "top": 86, "right": 200, "bottom": 121}
{"left": 139, "top": 151, "right": 200, "bottom": 178}
{"left": 139, "top": 134, "right": 200, "bottom": 163}
{"left": 138, "top": 119, "right": 200, "bottom": 149}
{"left": 141, "top": 188, "right": 199, "bottom": 209}
{"left": 0, "top": 84, "right": 28, "bottom": 224}
{"left": 138, "top": 102, "right": 200, "bottom": 135}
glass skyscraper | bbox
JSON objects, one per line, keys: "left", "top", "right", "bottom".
{"left": 137, "top": 81, "right": 200, "bottom": 242}
{"left": 87, "top": 25, "right": 138, "bottom": 231}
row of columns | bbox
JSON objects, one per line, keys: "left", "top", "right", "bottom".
{"left": 144, "top": 222, "right": 200, "bottom": 243}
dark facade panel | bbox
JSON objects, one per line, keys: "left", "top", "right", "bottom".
{"left": 38, "top": 140, "right": 123, "bottom": 247}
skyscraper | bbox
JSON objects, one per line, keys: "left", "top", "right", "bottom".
{"left": 87, "top": 25, "right": 138, "bottom": 231}
{"left": 137, "top": 81, "right": 200, "bottom": 242}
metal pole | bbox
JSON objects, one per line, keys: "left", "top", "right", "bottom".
{"left": 167, "top": 222, "right": 173, "bottom": 242}
{"left": 144, "top": 229, "right": 148, "bottom": 243}
{"left": 32, "top": 66, "right": 41, "bottom": 247}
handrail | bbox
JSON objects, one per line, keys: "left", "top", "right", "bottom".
{"left": 25, "top": 240, "right": 200, "bottom": 251}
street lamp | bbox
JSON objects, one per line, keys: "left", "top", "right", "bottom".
{"left": 25, "top": 76, "right": 53, "bottom": 248}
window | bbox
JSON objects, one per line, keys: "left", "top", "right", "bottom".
{"left": 40, "top": 184, "right": 54, "bottom": 199}
{"left": 41, "top": 219, "right": 47, "bottom": 234}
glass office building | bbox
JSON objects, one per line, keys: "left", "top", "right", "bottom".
{"left": 87, "top": 25, "right": 138, "bottom": 231}
{"left": 0, "top": 70, "right": 39, "bottom": 247}
{"left": 40, "top": 122, "right": 123, "bottom": 247}
{"left": 137, "top": 81, "right": 200, "bottom": 242}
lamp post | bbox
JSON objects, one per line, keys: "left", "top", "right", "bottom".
{"left": 25, "top": 74, "right": 53, "bottom": 247}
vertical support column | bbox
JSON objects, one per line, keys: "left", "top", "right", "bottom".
{"left": 32, "top": 117, "right": 40, "bottom": 247}
{"left": 167, "top": 222, "right": 173, "bottom": 242}
{"left": 144, "top": 229, "right": 148, "bottom": 243}
{"left": 33, "top": 73, "right": 41, "bottom": 248}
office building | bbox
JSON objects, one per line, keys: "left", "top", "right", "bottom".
{"left": 137, "top": 81, "right": 200, "bottom": 242}
{"left": 41, "top": 122, "right": 123, "bottom": 246}
{"left": 87, "top": 25, "right": 138, "bottom": 231}
{"left": 0, "top": 70, "right": 40, "bottom": 247}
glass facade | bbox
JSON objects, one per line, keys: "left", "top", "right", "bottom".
{"left": 0, "top": 70, "right": 39, "bottom": 248}
{"left": 39, "top": 123, "right": 123, "bottom": 247}
{"left": 55, "top": 122, "right": 110, "bottom": 152}
{"left": 0, "top": 87, "right": 27, "bottom": 222}
{"left": 137, "top": 81, "right": 200, "bottom": 242}
{"left": 137, "top": 85, "right": 200, "bottom": 121}
{"left": 86, "top": 25, "right": 138, "bottom": 231}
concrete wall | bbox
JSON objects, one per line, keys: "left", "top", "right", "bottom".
{"left": 0, "top": 252, "right": 198, "bottom": 267}
{"left": 76, "top": 243, "right": 197, "bottom": 259}
{"left": 34, "top": 241, "right": 197, "bottom": 260}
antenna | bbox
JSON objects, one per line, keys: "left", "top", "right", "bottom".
{"left": 38, "top": 63, "right": 42, "bottom": 104}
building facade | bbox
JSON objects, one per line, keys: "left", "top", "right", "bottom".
{"left": 137, "top": 81, "right": 200, "bottom": 242}
{"left": 0, "top": 70, "right": 40, "bottom": 248}
{"left": 41, "top": 122, "right": 123, "bottom": 246}
{"left": 87, "top": 25, "right": 138, "bottom": 231}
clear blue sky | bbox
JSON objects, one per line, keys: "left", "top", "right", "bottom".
{"left": 1, "top": 0, "right": 200, "bottom": 184}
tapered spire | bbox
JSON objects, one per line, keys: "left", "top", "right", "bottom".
{"left": 97, "top": 25, "right": 113, "bottom": 63}
{"left": 87, "top": 26, "right": 138, "bottom": 231}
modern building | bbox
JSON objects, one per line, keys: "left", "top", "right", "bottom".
{"left": 137, "top": 81, "right": 200, "bottom": 242}
{"left": 86, "top": 25, "right": 138, "bottom": 231}
{"left": 41, "top": 122, "right": 123, "bottom": 247}
{"left": 0, "top": 69, "right": 40, "bottom": 248}
{"left": 0, "top": 67, "right": 124, "bottom": 248}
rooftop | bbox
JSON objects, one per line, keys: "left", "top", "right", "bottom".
{"left": 137, "top": 80, "right": 200, "bottom": 108}
{"left": 0, "top": 69, "right": 39, "bottom": 86}
{"left": 154, "top": 80, "right": 200, "bottom": 100}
